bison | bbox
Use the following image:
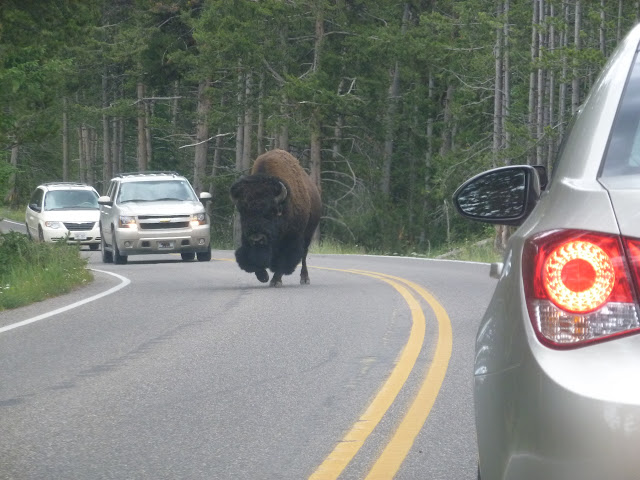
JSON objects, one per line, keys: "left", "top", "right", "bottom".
{"left": 230, "top": 149, "right": 322, "bottom": 287}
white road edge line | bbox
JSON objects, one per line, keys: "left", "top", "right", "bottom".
{"left": 2, "top": 219, "right": 23, "bottom": 226}
{"left": 0, "top": 269, "right": 131, "bottom": 334}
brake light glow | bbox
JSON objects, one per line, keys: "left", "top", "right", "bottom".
{"left": 542, "top": 240, "right": 615, "bottom": 313}
{"left": 523, "top": 230, "right": 640, "bottom": 348}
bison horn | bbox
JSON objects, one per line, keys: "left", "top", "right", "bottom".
{"left": 275, "top": 181, "right": 288, "bottom": 204}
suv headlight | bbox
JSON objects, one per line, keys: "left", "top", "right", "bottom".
{"left": 119, "top": 216, "right": 137, "bottom": 228}
{"left": 190, "top": 213, "right": 208, "bottom": 226}
{"left": 44, "top": 221, "right": 62, "bottom": 229}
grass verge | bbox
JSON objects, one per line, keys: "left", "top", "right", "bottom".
{"left": 0, "top": 231, "right": 92, "bottom": 311}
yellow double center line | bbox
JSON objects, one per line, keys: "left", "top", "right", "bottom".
{"left": 309, "top": 269, "right": 453, "bottom": 480}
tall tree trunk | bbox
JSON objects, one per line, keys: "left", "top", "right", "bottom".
{"left": 559, "top": 1, "right": 569, "bottom": 140}
{"left": 102, "top": 72, "right": 112, "bottom": 188}
{"left": 137, "top": 82, "right": 148, "bottom": 171}
{"left": 503, "top": 0, "right": 511, "bottom": 154}
{"left": 79, "top": 125, "right": 87, "bottom": 183}
{"left": 235, "top": 67, "right": 244, "bottom": 172}
{"left": 492, "top": 1, "right": 504, "bottom": 168}
{"left": 381, "top": 3, "right": 410, "bottom": 195}
{"left": 145, "top": 97, "right": 153, "bottom": 170}
{"left": 62, "top": 97, "right": 69, "bottom": 182}
{"left": 309, "top": 3, "right": 325, "bottom": 243}
{"left": 257, "top": 73, "right": 265, "bottom": 156}
{"left": 572, "top": 0, "right": 582, "bottom": 115}
{"left": 242, "top": 72, "right": 253, "bottom": 172}
{"left": 547, "top": 1, "right": 556, "bottom": 169}
{"left": 194, "top": 77, "right": 211, "bottom": 194}
{"left": 4, "top": 143, "right": 19, "bottom": 206}
{"left": 420, "top": 72, "right": 434, "bottom": 248}
{"left": 233, "top": 67, "right": 245, "bottom": 248}
{"left": 536, "top": 0, "right": 546, "bottom": 167}
{"left": 528, "top": 0, "right": 539, "bottom": 165}
{"left": 600, "top": 0, "right": 606, "bottom": 57}
{"left": 90, "top": 127, "right": 97, "bottom": 186}
{"left": 171, "top": 80, "right": 179, "bottom": 131}
{"left": 439, "top": 84, "right": 455, "bottom": 157}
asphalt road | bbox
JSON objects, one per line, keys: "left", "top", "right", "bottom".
{"left": 0, "top": 220, "right": 497, "bottom": 479}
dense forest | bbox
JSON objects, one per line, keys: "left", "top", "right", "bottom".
{"left": 1, "top": 0, "right": 638, "bottom": 253}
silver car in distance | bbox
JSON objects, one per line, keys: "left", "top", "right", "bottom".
{"left": 453, "top": 23, "right": 640, "bottom": 480}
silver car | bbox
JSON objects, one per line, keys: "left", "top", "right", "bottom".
{"left": 453, "top": 23, "right": 640, "bottom": 480}
{"left": 98, "top": 172, "right": 212, "bottom": 264}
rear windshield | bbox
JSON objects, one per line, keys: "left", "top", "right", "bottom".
{"left": 600, "top": 50, "right": 640, "bottom": 178}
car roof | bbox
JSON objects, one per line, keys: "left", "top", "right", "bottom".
{"left": 40, "top": 182, "right": 97, "bottom": 191}
{"left": 114, "top": 172, "right": 187, "bottom": 182}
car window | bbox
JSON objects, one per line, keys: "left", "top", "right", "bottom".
{"left": 29, "top": 188, "right": 44, "bottom": 209}
{"left": 117, "top": 180, "right": 197, "bottom": 203}
{"left": 44, "top": 190, "right": 99, "bottom": 211}
{"left": 600, "top": 50, "right": 640, "bottom": 178}
{"left": 106, "top": 180, "right": 117, "bottom": 198}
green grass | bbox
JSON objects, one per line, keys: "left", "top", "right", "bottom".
{"left": 0, "top": 206, "right": 24, "bottom": 223}
{"left": 429, "top": 238, "right": 504, "bottom": 263}
{"left": 0, "top": 231, "right": 92, "bottom": 311}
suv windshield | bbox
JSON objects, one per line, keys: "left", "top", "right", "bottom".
{"left": 44, "top": 190, "right": 99, "bottom": 211}
{"left": 117, "top": 180, "right": 197, "bottom": 203}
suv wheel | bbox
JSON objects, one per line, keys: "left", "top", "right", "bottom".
{"left": 101, "top": 229, "right": 113, "bottom": 263}
{"left": 181, "top": 252, "right": 195, "bottom": 261}
{"left": 197, "top": 247, "right": 212, "bottom": 262}
{"left": 112, "top": 231, "right": 128, "bottom": 265}
{"left": 38, "top": 226, "right": 44, "bottom": 242}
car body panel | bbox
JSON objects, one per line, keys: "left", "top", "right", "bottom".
{"left": 461, "top": 22, "right": 640, "bottom": 480}
{"left": 24, "top": 183, "right": 101, "bottom": 247}
{"left": 99, "top": 173, "right": 211, "bottom": 259}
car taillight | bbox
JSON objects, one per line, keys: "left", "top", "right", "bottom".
{"left": 523, "top": 230, "right": 640, "bottom": 348}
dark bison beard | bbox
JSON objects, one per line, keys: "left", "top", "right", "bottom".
{"left": 235, "top": 243, "right": 272, "bottom": 273}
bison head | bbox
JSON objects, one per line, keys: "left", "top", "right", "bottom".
{"left": 230, "top": 175, "right": 288, "bottom": 271}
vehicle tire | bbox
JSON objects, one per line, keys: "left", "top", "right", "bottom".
{"left": 112, "top": 231, "right": 127, "bottom": 265}
{"left": 25, "top": 223, "right": 32, "bottom": 240}
{"left": 38, "top": 226, "right": 44, "bottom": 242}
{"left": 101, "top": 230, "right": 113, "bottom": 264}
{"left": 181, "top": 252, "right": 195, "bottom": 261}
{"left": 89, "top": 243, "right": 99, "bottom": 251}
{"left": 197, "top": 247, "right": 212, "bottom": 262}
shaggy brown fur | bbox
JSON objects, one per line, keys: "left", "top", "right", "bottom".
{"left": 231, "top": 149, "right": 322, "bottom": 287}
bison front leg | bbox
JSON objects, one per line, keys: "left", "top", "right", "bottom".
{"left": 270, "top": 272, "right": 284, "bottom": 287}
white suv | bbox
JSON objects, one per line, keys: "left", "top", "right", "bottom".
{"left": 25, "top": 182, "right": 101, "bottom": 250}
{"left": 98, "top": 172, "right": 212, "bottom": 264}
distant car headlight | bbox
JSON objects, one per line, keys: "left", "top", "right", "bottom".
{"left": 119, "top": 216, "right": 137, "bottom": 228}
{"left": 190, "top": 213, "right": 208, "bottom": 226}
{"left": 44, "top": 221, "right": 62, "bottom": 229}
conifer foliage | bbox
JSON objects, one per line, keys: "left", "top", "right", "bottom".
{"left": 0, "top": 0, "right": 636, "bottom": 253}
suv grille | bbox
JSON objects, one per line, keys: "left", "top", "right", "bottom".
{"left": 138, "top": 215, "right": 190, "bottom": 230}
{"left": 64, "top": 222, "right": 96, "bottom": 231}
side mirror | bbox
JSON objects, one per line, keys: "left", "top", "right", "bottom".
{"left": 98, "top": 196, "right": 113, "bottom": 206}
{"left": 452, "top": 165, "right": 542, "bottom": 226}
{"left": 199, "top": 192, "right": 212, "bottom": 203}
{"left": 29, "top": 203, "right": 41, "bottom": 212}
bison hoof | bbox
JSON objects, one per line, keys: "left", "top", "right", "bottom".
{"left": 300, "top": 276, "right": 310, "bottom": 285}
{"left": 270, "top": 280, "right": 283, "bottom": 288}
{"left": 255, "top": 269, "right": 269, "bottom": 283}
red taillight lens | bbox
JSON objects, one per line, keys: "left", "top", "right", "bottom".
{"left": 542, "top": 240, "right": 615, "bottom": 313}
{"left": 524, "top": 230, "right": 640, "bottom": 348}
